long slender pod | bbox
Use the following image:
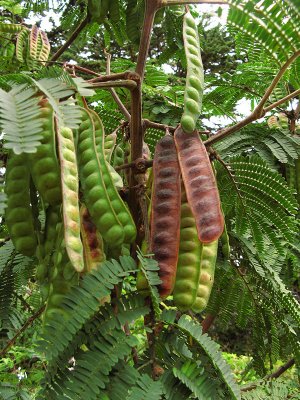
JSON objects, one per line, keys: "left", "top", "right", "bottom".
{"left": 77, "top": 108, "right": 125, "bottom": 248}
{"left": 173, "top": 186, "right": 202, "bottom": 310}
{"left": 57, "top": 126, "right": 84, "bottom": 272}
{"left": 181, "top": 11, "right": 204, "bottom": 134}
{"left": 192, "top": 240, "right": 218, "bottom": 313}
{"left": 29, "top": 100, "right": 62, "bottom": 206}
{"left": 89, "top": 109, "right": 136, "bottom": 245}
{"left": 104, "top": 131, "right": 117, "bottom": 163}
{"left": 174, "top": 126, "right": 224, "bottom": 243}
{"left": 150, "top": 135, "right": 181, "bottom": 298}
{"left": 4, "top": 152, "right": 37, "bottom": 256}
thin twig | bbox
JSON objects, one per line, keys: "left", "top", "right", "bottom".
{"left": 49, "top": 17, "right": 89, "bottom": 63}
{"left": 88, "top": 71, "right": 136, "bottom": 83}
{"left": 124, "top": 321, "right": 139, "bottom": 366}
{"left": 264, "top": 89, "right": 300, "bottom": 113}
{"left": 255, "top": 50, "right": 300, "bottom": 116}
{"left": 143, "top": 119, "right": 176, "bottom": 133}
{"left": 91, "top": 80, "right": 137, "bottom": 90}
{"left": 162, "top": 0, "right": 228, "bottom": 5}
{"left": 0, "top": 305, "right": 45, "bottom": 358}
{"left": 204, "top": 50, "right": 300, "bottom": 147}
{"left": 105, "top": 52, "right": 131, "bottom": 121}
{"left": 265, "top": 358, "right": 295, "bottom": 380}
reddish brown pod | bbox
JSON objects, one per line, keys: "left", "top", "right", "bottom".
{"left": 174, "top": 126, "right": 224, "bottom": 243}
{"left": 151, "top": 135, "right": 181, "bottom": 298}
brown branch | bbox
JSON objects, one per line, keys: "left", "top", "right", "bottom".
{"left": 49, "top": 17, "right": 88, "bottom": 63}
{"left": 143, "top": 119, "right": 176, "bottom": 133}
{"left": 264, "top": 89, "right": 300, "bottom": 113}
{"left": 124, "top": 321, "right": 139, "bottom": 366}
{"left": 67, "top": 64, "right": 101, "bottom": 77}
{"left": 255, "top": 50, "right": 300, "bottom": 116}
{"left": 204, "top": 50, "right": 300, "bottom": 147}
{"left": 91, "top": 80, "right": 137, "bottom": 90}
{"left": 265, "top": 358, "right": 295, "bottom": 380}
{"left": 136, "top": 0, "right": 161, "bottom": 80}
{"left": 0, "top": 305, "right": 45, "bottom": 358}
{"left": 105, "top": 52, "right": 131, "bottom": 121}
{"left": 88, "top": 71, "right": 136, "bottom": 83}
{"left": 201, "top": 313, "right": 216, "bottom": 333}
{"left": 162, "top": 0, "right": 227, "bottom": 5}
{"left": 241, "top": 359, "right": 296, "bottom": 393}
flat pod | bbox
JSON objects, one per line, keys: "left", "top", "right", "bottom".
{"left": 174, "top": 126, "right": 224, "bottom": 243}
{"left": 151, "top": 135, "right": 181, "bottom": 298}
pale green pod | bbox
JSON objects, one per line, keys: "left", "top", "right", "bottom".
{"left": 173, "top": 189, "right": 202, "bottom": 310}
{"left": 180, "top": 11, "right": 204, "bottom": 134}
{"left": 89, "top": 110, "right": 136, "bottom": 245}
{"left": 192, "top": 240, "right": 218, "bottom": 313}
{"left": 57, "top": 126, "right": 84, "bottom": 272}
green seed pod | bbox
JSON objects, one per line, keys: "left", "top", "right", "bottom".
{"left": 173, "top": 188, "right": 202, "bottom": 311}
{"left": 57, "top": 126, "right": 84, "bottom": 273}
{"left": 28, "top": 101, "right": 62, "bottom": 206}
{"left": 220, "top": 223, "right": 230, "bottom": 260}
{"left": 5, "top": 152, "right": 37, "bottom": 256}
{"left": 90, "top": 110, "right": 136, "bottom": 245}
{"left": 192, "top": 240, "right": 218, "bottom": 314}
{"left": 77, "top": 108, "right": 125, "bottom": 248}
{"left": 180, "top": 12, "right": 204, "bottom": 134}
{"left": 104, "top": 131, "right": 117, "bottom": 163}
{"left": 0, "top": 23, "right": 25, "bottom": 33}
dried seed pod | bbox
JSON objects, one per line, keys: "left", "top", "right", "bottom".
{"left": 150, "top": 135, "right": 181, "bottom": 298}
{"left": 80, "top": 205, "right": 106, "bottom": 272}
{"left": 174, "top": 126, "right": 224, "bottom": 243}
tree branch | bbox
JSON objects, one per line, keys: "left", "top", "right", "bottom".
{"left": 91, "top": 80, "right": 137, "bottom": 90}
{"left": 0, "top": 305, "right": 45, "bottom": 358}
{"left": 49, "top": 17, "right": 89, "bottom": 63}
{"left": 201, "top": 313, "right": 216, "bottom": 333}
{"left": 265, "top": 358, "right": 295, "bottom": 380}
{"left": 264, "top": 89, "right": 300, "bottom": 113}
{"left": 105, "top": 52, "right": 131, "bottom": 121}
{"left": 162, "top": 0, "right": 228, "bottom": 5}
{"left": 204, "top": 50, "right": 300, "bottom": 147}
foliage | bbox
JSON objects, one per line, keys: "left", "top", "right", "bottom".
{"left": 0, "top": 0, "right": 299, "bottom": 399}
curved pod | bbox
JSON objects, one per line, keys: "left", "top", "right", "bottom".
{"left": 174, "top": 126, "right": 224, "bottom": 243}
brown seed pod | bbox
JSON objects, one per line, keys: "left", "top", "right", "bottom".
{"left": 174, "top": 126, "right": 224, "bottom": 243}
{"left": 150, "top": 135, "right": 181, "bottom": 298}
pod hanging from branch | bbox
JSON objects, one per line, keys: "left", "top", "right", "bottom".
{"left": 174, "top": 126, "right": 224, "bottom": 243}
{"left": 150, "top": 135, "right": 181, "bottom": 298}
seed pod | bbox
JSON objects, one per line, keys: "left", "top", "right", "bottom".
{"left": 80, "top": 205, "right": 106, "bottom": 272}
{"left": 0, "top": 23, "right": 24, "bottom": 33}
{"left": 4, "top": 152, "right": 37, "bottom": 256}
{"left": 220, "top": 222, "right": 230, "bottom": 260}
{"left": 181, "top": 12, "right": 204, "bottom": 134}
{"left": 57, "top": 126, "right": 84, "bottom": 273}
{"left": 150, "top": 135, "right": 181, "bottom": 298}
{"left": 192, "top": 240, "right": 218, "bottom": 313}
{"left": 104, "top": 131, "right": 117, "bottom": 163}
{"left": 89, "top": 109, "right": 136, "bottom": 245}
{"left": 28, "top": 101, "right": 62, "bottom": 206}
{"left": 16, "top": 29, "right": 29, "bottom": 63}
{"left": 77, "top": 109, "right": 125, "bottom": 248}
{"left": 174, "top": 126, "right": 224, "bottom": 243}
{"left": 173, "top": 187, "right": 202, "bottom": 310}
